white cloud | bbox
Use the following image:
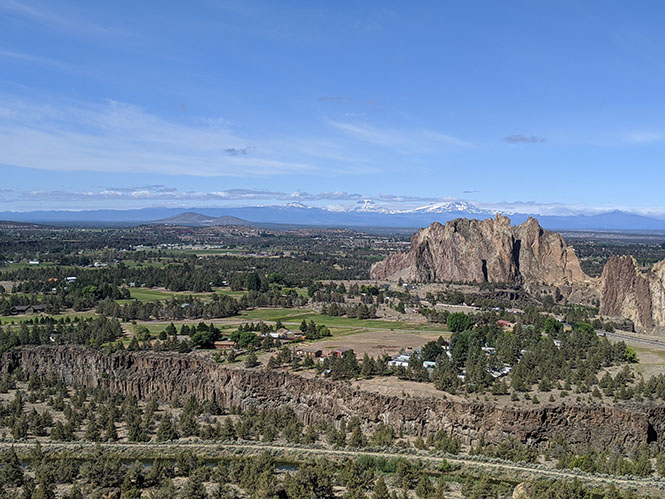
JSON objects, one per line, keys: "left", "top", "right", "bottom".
{"left": 472, "top": 199, "right": 665, "bottom": 218}
{"left": 7, "top": 186, "right": 665, "bottom": 217}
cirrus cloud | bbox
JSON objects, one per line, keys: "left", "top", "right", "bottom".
{"left": 0, "top": 97, "right": 315, "bottom": 177}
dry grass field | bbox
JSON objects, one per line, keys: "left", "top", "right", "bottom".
{"left": 308, "top": 329, "right": 448, "bottom": 358}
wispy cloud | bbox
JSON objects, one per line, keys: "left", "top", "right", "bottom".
{"left": 504, "top": 134, "right": 546, "bottom": 144}
{"left": 625, "top": 131, "right": 665, "bottom": 144}
{"left": 376, "top": 193, "right": 440, "bottom": 203}
{"left": 0, "top": 0, "right": 122, "bottom": 37}
{"left": 0, "top": 97, "right": 316, "bottom": 176}
{"left": 327, "top": 120, "right": 470, "bottom": 149}
{"left": 10, "top": 187, "right": 370, "bottom": 204}
{"left": 0, "top": 49, "right": 74, "bottom": 70}
{"left": 7, "top": 187, "right": 441, "bottom": 207}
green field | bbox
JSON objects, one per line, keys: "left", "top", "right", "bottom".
{"left": 126, "top": 289, "right": 175, "bottom": 302}
{"left": 117, "top": 288, "right": 221, "bottom": 304}
{"left": 0, "top": 262, "right": 56, "bottom": 273}
{"left": 239, "top": 308, "right": 448, "bottom": 332}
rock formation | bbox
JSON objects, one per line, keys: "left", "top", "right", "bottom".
{"left": 370, "top": 215, "right": 590, "bottom": 289}
{"left": 600, "top": 255, "right": 665, "bottom": 332}
{"left": 3, "top": 345, "right": 663, "bottom": 452}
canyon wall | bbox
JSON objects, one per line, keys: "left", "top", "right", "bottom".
{"left": 370, "top": 215, "right": 591, "bottom": 290}
{"left": 3, "top": 345, "right": 663, "bottom": 452}
{"left": 600, "top": 256, "right": 665, "bottom": 333}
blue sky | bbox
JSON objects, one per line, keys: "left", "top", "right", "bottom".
{"left": 2, "top": 0, "right": 665, "bottom": 214}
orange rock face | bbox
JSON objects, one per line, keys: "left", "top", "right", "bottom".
{"left": 370, "top": 215, "right": 590, "bottom": 289}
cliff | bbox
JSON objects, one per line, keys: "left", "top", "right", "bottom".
{"left": 3, "top": 345, "right": 663, "bottom": 452}
{"left": 600, "top": 256, "right": 665, "bottom": 332}
{"left": 370, "top": 215, "right": 590, "bottom": 289}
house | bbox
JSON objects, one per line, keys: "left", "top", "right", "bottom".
{"left": 328, "top": 347, "right": 353, "bottom": 358}
{"left": 497, "top": 320, "right": 515, "bottom": 330}
{"left": 423, "top": 361, "right": 436, "bottom": 369}
{"left": 276, "top": 329, "right": 303, "bottom": 342}
{"left": 388, "top": 353, "right": 412, "bottom": 368}
{"left": 65, "top": 277, "right": 77, "bottom": 283}
{"left": 293, "top": 346, "right": 322, "bottom": 359}
{"left": 214, "top": 340, "right": 237, "bottom": 350}
{"left": 10, "top": 304, "right": 46, "bottom": 315}
{"left": 490, "top": 366, "right": 512, "bottom": 378}
{"left": 10, "top": 305, "right": 31, "bottom": 315}
{"left": 28, "top": 260, "right": 40, "bottom": 265}
{"left": 481, "top": 346, "right": 496, "bottom": 355}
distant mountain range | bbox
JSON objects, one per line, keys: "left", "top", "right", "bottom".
{"left": 1, "top": 202, "right": 665, "bottom": 232}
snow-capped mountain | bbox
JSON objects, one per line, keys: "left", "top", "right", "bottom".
{"left": 352, "top": 199, "right": 398, "bottom": 214}
{"left": 282, "top": 202, "right": 309, "bottom": 209}
{"left": 411, "top": 200, "right": 487, "bottom": 214}
{"left": 4, "top": 202, "right": 665, "bottom": 231}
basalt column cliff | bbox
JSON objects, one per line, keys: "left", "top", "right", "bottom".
{"left": 2, "top": 345, "right": 662, "bottom": 452}
{"left": 370, "top": 215, "right": 591, "bottom": 290}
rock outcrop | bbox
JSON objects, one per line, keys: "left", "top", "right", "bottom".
{"left": 370, "top": 215, "right": 590, "bottom": 289}
{"left": 3, "top": 345, "right": 663, "bottom": 452}
{"left": 600, "top": 256, "right": 665, "bottom": 332}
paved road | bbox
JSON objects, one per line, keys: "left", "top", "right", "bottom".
{"left": 600, "top": 330, "right": 665, "bottom": 349}
{"left": 1, "top": 440, "right": 663, "bottom": 491}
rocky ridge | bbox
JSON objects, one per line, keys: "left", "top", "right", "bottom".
{"left": 370, "top": 215, "right": 591, "bottom": 290}
{"left": 2, "top": 345, "right": 663, "bottom": 452}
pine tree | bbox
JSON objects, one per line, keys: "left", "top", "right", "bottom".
{"left": 245, "top": 352, "right": 258, "bottom": 368}
{"left": 372, "top": 476, "right": 390, "bottom": 499}
{"left": 179, "top": 470, "right": 208, "bottom": 499}
{"left": 0, "top": 447, "right": 24, "bottom": 487}
{"left": 104, "top": 417, "right": 118, "bottom": 442}
{"left": 156, "top": 413, "right": 179, "bottom": 441}
{"left": 220, "top": 417, "right": 236, "bottom": 441}
{"left": 415, "top": 473, "right": 433, "bottom": 498}
{"left": 33, "top": 476, "right": 55, "bottom": 499}
{"left": 349, "top": 427, "right": 366, "bottom": 448}
{"left": 64, "top": 484, "right": 85, "bottom": 499}
{"left": 84, "top": 414, "right": 100, "bottom": 442}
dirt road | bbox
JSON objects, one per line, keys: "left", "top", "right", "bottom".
{"left": 2, "top": 440, "right": 663, "bottom": 492}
